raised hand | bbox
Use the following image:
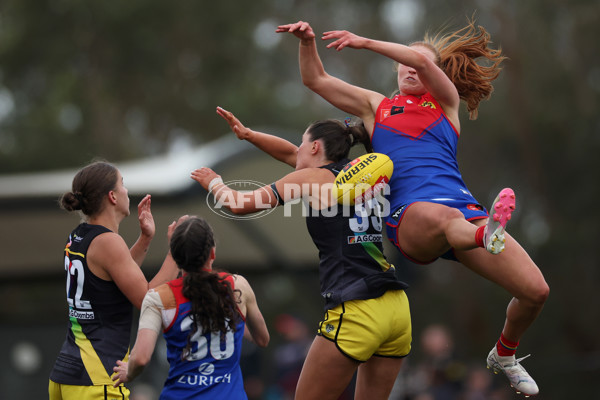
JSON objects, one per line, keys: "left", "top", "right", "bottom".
{"left": 216, "top": 106, "right": 253, "bottom": 141}
{"left": 276, "top": 21, "right": 316, "bottom": 43}
{"left": 137, "top": 194, "right": 155, "bottom": 240}
{"left": 167, "top": 214, "right": 190, "bottom": 244}
{"left": 191, "top": 167, "right": 221, "bottom": 192}
{"left": 322, "top": 30, "right": 368, "bottom": 51}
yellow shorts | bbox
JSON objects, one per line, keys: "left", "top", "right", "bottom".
{"left": 318, "top": 289, "right": 411, "bottom": 362}
{"left": 49, "top": 380, "right": 130, "bottom": 400}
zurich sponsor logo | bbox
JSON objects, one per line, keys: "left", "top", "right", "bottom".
{"left": 198, "top": 363, "right": 215, "bottom": 375}
{"left": 177, "top": 363, "right": 233, "bottom": 387}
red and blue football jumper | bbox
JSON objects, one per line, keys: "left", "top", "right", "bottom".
{"left": 372, "top": 93, "right": 488, "bottom": 262}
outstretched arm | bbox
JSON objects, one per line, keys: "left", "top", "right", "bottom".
{"left": 129, "top": 194, "right": 154, "bottom": 266}
{"left": 112, "top": 329, "right": 158, "bottom": 386}
{"left": 190, "top": 166, "right": 330, "bottom": 215}
{"left": 112, "top": 290, "right": 163, "bottom": 386}
{"left": 128, "top": 196, "right": 181, "bottom": 286}
{"left": 322, "top": 30, "right": 460, "bottom": 119}
{"left": 147, "top": 216, "right": 187, "bottom": 289}
{"left": 217, "top": 107, "right": 298, "bottom": 168}
{"left": 277, "top": 21, "right": 384, "bottom": 133}
{"left": 191, "top": 168, "right": 280, "bottom": 215}
{"left": 94, "top": 217, "right": 181, "bottom": 310}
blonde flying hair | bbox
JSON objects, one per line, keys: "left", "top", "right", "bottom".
{"left": 411, "top": 18, "right": 506, "bottom": 120}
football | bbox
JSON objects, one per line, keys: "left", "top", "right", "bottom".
{"left": 334, "top": 153, "right": 393, "bottom": 205}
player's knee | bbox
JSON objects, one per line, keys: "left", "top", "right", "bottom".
{"left": 526, "top": 280, "right": 549, "bottom": 307}
{"left": 536, "top": 281, "right": 550, "bottom": 304}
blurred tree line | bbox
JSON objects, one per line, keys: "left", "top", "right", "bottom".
{"left": 1, "top": 0, "right": 599, "bottom": 398}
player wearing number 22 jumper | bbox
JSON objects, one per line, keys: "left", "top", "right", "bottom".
{"left": 49, "top": 161, "right": 179, "bottom": 400}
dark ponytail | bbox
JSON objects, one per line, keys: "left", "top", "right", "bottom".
{"left": 169, "top": 217, "right": 241, "bottom": 360}
{"left": 307, "top": 119, "right": 372, "bottom": 163}
{"left": 346, "top": 119, "right": 373, "bottom": 154}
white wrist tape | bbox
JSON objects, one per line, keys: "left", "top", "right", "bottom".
{"left": 208, "top": 177, "right": 224, "bottom": 193}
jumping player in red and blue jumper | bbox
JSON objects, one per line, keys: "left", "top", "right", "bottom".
{"left": 278, "top": 19, "right": 549, "bottom": 397}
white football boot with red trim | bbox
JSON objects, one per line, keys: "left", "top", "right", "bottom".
{"left": 487, "top": 346, "right": 539, "bottom": 397}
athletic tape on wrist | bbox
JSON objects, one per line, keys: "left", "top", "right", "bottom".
{"left": 208, "top": 177, "right": 224, "bottom": 193}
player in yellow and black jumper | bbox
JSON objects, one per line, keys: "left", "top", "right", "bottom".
{"left": 191, "top": 107, "right": 411, "bottom": 400}
{"left": 48, "top": 161, "right": 180, "bottom": 400}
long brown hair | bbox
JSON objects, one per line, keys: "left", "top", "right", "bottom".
{"left": 413, "top": 17, "right": 506, "bottom": 119}
{"left": 169, "top": 216, "right": 241, "bottom": 360}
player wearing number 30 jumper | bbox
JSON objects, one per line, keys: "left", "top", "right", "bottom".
{"left": 190, "top": 107, "right": 411, "bottom": 400}
{"left": 49, "top": 161, "right": 179, "bottom": 400}
{"left": 111, "top": 216, "right": 270, "bottom": 400}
